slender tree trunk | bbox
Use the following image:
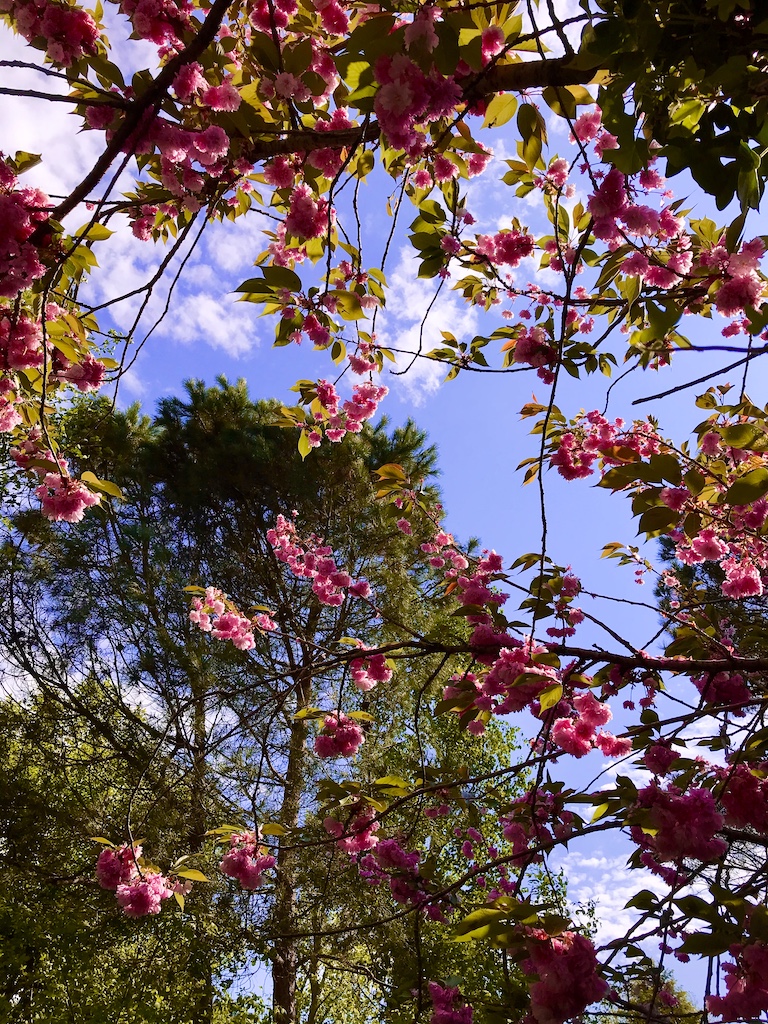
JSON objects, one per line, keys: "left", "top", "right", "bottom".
{"left": 306, "top": 933, "right": 323, "bottom": 1024}
{"left": 272, "top": 664, "right": 314, "bottom": 1024}
{"left": 190, "top": 663, "right": 213, "bottom": 1024}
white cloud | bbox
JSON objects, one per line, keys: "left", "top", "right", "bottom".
{"left": 204, "top": 210, "right": 276, "bottom": 274}
{"left": 162, "top": 292, "right": 261, "bottom": 357}
{"left": 115, "top": 366, "right": 147, "bottom": 401}
{"left": 556, "top": 846, "right": 670, "bottom": 945}
{"left": 376, "top": 248, "right": 482, "bottom": 405}
{"left": 0, "top": 25, "right": 154, "bottom": 228}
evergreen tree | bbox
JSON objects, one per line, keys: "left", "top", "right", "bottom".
{"left": 0, "top": 381, "right": 537, "bottom": 1023}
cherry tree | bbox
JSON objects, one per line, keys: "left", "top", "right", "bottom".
{"left": 3, "top": 0, "right": 768, "bottom": 1020}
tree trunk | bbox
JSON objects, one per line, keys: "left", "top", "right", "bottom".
{"left": 272, "top": 663, "right": 314, "bottom": 1024}
{"left": 190, "top": 666, "right": 214, "bottom": 1024}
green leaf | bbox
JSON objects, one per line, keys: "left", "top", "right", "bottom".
{"left": 76, "top": 223, "right": 114, "bottom": 241}
{"left": 353, "top": 149, "right": 375, "bottom": 177}
{"left": 538, "top": 684, "right": 563, "bottom": 712}
{"left": 542, "top": 86, "right": 576, "bottom": 119}
{"left": 298, "top": 431, "right": 312, "bottom": 460}
{"left": 176, "top": 869, "right": 210, "bottom": 882}
{"left": 262, "top": 266, "right": 302, "bottom": 291}
{"left": 483, "top": 93, "right": 517, "bottom": 129}
{"left": 11, "top": 150, "right": 42, "bottom": 174}
{"left": 347, "top": 710, "right": 374, "bottom": 722}
{"left": 725, "top": 467, "right": 768, "bottom": 505}
{"left": 235, "top": 278, "right": 272, "bottom": 296}
{"left": 648, "top": 453, "right": 682, "bottom": 485}
{"left": 679, "top": 930, "right": 739, "bottom": 955}
{"left": 330, "top": 289, "right": 364, "bottom": 320}
{"left": 637, "top": 506, "right": 680, "bottom": 535}
{"left": 590, "top": 802, "right": 610, "bottom": 822}
{"left": 293, "top": 706, "right": 324, "bottom": 720}
{"left": 375, "top": 775, "right": 411, "bottom": 788}
{"left": 453, "top": 907, "right": 506, "bottom": 940}
{"left": 80, "top": 472, "right": 123, "bottom": 499}
{"left": 261, "top": 823, "right": 288, "bottom": 836}
{"left": 624, "top": 890, "right": 659, "bottom": 911}
{"left": 720, "top": 423, "right": 762, "bottom": 449}
{"left": 684, "top": 468, "right": 706, "bottom": 495}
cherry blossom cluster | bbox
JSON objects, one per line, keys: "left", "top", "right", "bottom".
{"left": 124, "top": 119, "right": 233, "bottom": 225}
{"left": 571, "top": 106, "right": 619, "bottom": 158}
{"left": 535, "top": 156, "right": 574, "bottom": 198}
{"left": 1, "top": 307, "right": 106, "bottom": 388}
{"left": 350, "top": 650, "right": 392, "bottom": 691}
{"left": 510, "top": 325, "right": 556, "bottom": 380}
{"left": 454, "top": 549, "right": 508, "bottom": 624}
{"left": 666, "top": 497, "right": 768, "bottom": 601}
{"left": 550, "top": 409, "right": 662, "bottom": 481}
{"left": 501, "top": 790, "right": 575, "bottom": 868}
{"left": 576, "top": 111, "right": 767, "bottom": 318}
{"left": 373, "top": 54, "right": 461, "bottom": 158}
{"left": 359, "top": 837, "right": 446, "bottom": 920}
{"left": 0, "top": 158, "right": 50, "bottom": 299}
{"left": 394, "top": 511, "right": 469, "bottom": 581}
{"left": 12, "top": 430, "right": 102, "bottom": 521}
{"left": 551, "top": 407, "right": 768, "bottom": 598}
{"left": 0, "top": 378, "right": 22, "bottom": 433}
{"left": 442, "top": 648, "right": 551, "bottom": 730}
{"left": 437, "top": 546, "right": 635, "bottom": 761}
{"left": 304, "top": 379, "right": 389, "bottom": 447}
{"left": 551, "top": 691, "right": 631, "bottom": 759}
{"left": 189, "top": 585, "right": 276, "bottom": 650}
{"left": 267, "top": 513, "right": 371, "bottom": 604}
{"left": 96, "top": 842, "right": 141, "bottom": 889}
{"left": 34, "top": 469, "right": 102, "bottom": 522}
{"left": 171, "top": 64, "right": 241, "bottom": 112}
{"left": 693, "top": 670, "right": 753, "bottom": 715}
{"left": 473, "top": 228, "right": 535, "bottom": 268}
{"left": 314, "top": 712, "right": 365, "bottom": 758}
{"left": 626, "top": 751, "right": 768, "bottom": 894}
{"left": 543, "top": 572, "right": 584, "bottom": 640}
{"left": 258, "top": 39, "right": 339, "bottom": 107}
{"left": 455, "top": 825, "right": 518, "bottom": 899}
{"left": 630, "top": 781, "right": 727, "bottom": 879}
{"left": 716, "top": 761, "right": 768, "bottom": 834}
{"left": 428, "top": 981, "right": 473, "bottom": 1024}
{"left": 119, "top": 0, "right": 191, "bottom": 49}
{"left": 219, "top": 832, "right": 276, "bottom": 889}
{"left": 521, "top": 929, "right": 609, "bottom": 1024}
{"left": 1, "top": 0, "right": 100, "bottom": 66}
{"left": 707, "top": 939, "right": 768, "bottom": 1021}
{"left": 587, "top": 167, "right": 687, "bottom": 274}
{"left": 699, "top": 236, "right": 765, "bottom": 318}
{"left": 323, "top": 801, "right": 379, "bottom": 854}
{"left": 307, "top": 108, "right": 356, "bottom": 178}
{"left": 96, "top": 844, "right": 182, "bottom": 917}
{"left": 285, "top": 184, "right": 333, "bottom": 241}
{"left": 569, "top": 111, "right": 692, "bottom": 288}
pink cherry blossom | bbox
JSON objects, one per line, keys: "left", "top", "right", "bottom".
{"left": 314, "top": 712, "right": 365, "bottom": 757}
{"left": 116, "top": 872, "right": 173, "bottom": 916}
{"left": 96, "top": 844, "right": 141, "bottom": 889}
{"left": 220, "top": 834, "right": 276, "bottom": 889}
{"left": 523, "top": 930, "right": 609, "bottom": 1024}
